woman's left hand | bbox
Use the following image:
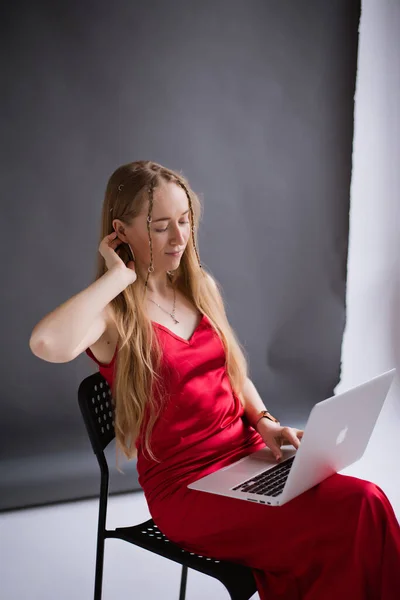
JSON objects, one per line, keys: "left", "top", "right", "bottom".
{"left": 256, "top": 420, "right": 304, "bottom": 462}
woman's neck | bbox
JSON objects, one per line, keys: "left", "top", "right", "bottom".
{"left": 143, "top": 272, "right": 174, "bottom": 297}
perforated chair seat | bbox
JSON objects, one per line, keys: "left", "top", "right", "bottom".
{"left": 108, "top": 518, "right": 257, "bottom": 598}
{"left": 78, "top": 372, "right": 258, "bottom": 600}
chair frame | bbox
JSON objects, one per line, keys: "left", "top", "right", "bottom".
{"left": 78, "top": 372, "right": 257, "bottom": 600}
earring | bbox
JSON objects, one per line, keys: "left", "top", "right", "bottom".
{"left": 128, "top": 243, "right": 136, "bottom": 262}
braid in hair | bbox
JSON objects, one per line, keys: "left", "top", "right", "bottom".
{"left": 175, "top": 179, "right": 202, "bottom": 269}
{"left": 145, "top": 180, "right": 155, "bottom": 288}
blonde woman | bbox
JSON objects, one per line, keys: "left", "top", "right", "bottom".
{"left": 30, "top": 161, "right": 400, "bottom": 599}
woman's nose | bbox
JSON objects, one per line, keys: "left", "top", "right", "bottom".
{"left": 170, "top": 224, "right": 185, "bottom": 245}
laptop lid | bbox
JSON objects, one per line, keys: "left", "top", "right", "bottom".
{"left": 280, "top": 368, "right": 396, "bottom": 504}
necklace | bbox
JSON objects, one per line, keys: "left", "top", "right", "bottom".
{"left": 148, "top": 286, "right": 179, "bottom": 324}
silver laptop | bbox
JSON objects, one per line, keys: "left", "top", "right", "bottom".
{"left": 188, "top": 369, "right": 396, "bottom": 506}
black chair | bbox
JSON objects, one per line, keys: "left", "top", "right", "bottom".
{"left": 78, "top": 372, "right": 257, "bottom": 600}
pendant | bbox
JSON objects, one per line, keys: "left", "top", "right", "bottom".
{"left": 172, "top": 316, "right": 179, "bottom": 324}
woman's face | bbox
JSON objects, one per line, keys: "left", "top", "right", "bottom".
{"left": 117, "top": 181, "right": 191, "bottom": 273}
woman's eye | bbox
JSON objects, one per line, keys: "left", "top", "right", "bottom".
{"left": 154, "top": 221, "right": 189, "bottom": 233}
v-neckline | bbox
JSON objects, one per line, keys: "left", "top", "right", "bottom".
{"left": 152, "top": 313, "right": 206, "bottom": 345}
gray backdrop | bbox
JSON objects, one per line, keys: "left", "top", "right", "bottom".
{"left": 1, "top": 0, "right": 360, "bottom": 511}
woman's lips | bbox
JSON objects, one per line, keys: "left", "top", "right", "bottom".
{"left": 166, "top": 250, "right": 183, "bottom": 257}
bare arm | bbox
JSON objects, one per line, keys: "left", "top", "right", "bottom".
{"left": 242, "top": 377, "right": 303, "bottom": 461}
{"left": 29, "top": 266, "right": 132, "bottom": 363}
{"left": 241, "top": 377, "right": 277, "bottom": 428}
{"left": 205, "top": 273, "right": 271, "bottom": 421}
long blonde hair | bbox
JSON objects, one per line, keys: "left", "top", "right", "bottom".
{"left": 95, "top": 160, "right": 249, "bottom": 461}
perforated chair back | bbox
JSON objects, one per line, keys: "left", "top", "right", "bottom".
{"left": 78, "top": 372, "right": 257, "bottom": 600}
{"left": 78, "top": 372, "right": 115, "bottom": 455}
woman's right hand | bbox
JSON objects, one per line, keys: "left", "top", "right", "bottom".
{"left": 98, "top": 232, "right": 137, "bottom": 284}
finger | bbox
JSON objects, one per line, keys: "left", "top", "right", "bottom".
{"left": 109, "top": 237, "right": 123, "bottom": 247}
{"left": 284, "top": 429, "right": 301, "bottom": 450}
{"left": 267, "top": 440, "right": 283, "bottom": 462}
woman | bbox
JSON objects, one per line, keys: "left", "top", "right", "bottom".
{"left": 30, "top": 160, "right": 400, "bottom": 599}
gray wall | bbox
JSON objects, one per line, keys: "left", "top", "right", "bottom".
{"left": 1, "top": 0, "right": 360, "bottom": 510}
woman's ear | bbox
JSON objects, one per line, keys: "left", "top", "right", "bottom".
{"left": 112, "top": 219, "right": 129, "bottom": 243}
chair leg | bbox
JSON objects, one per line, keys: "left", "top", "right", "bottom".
{"left": 94, "top": 535, "right": 105, "bottom": 600}
{"left": 94, "top": 468, "right": 109, "bottom": 600}
{"left": 178, "top": 565, "right": 188, "bottom": 600}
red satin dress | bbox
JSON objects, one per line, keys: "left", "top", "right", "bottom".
{"left": 86, "top": 313, "right": 400, "bottom": 599}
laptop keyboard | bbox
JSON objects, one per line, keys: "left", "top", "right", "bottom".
{"left": 232, "top": 456, "right": 295, "bottom": 497}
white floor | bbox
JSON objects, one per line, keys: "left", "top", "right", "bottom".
{"left": 2, "top": 390, "right": 399, "bottom": 600}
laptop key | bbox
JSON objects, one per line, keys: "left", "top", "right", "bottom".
{"left": 233, "top": 457, "right": 295, "bottom": 492}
